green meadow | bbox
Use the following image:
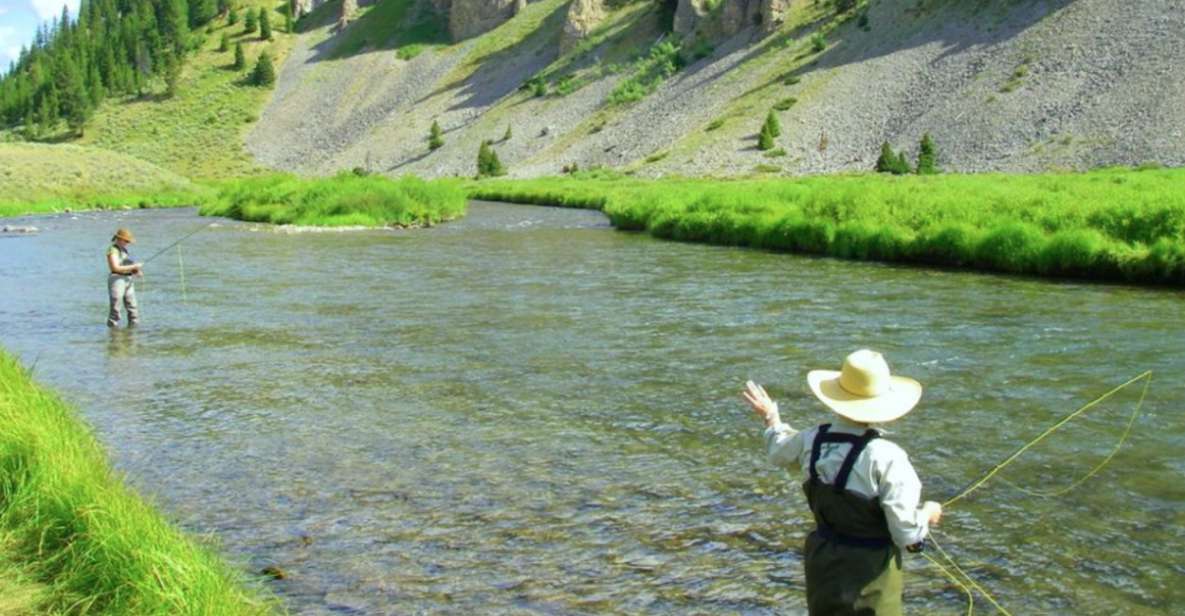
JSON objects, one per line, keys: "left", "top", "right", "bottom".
{"left": 0, "top": 349, "right": 274, "bottom": 614}
{"left": 468, "top": 167, "right": 1185, "bottom": 285}
{"left": 201, "top": 172, "right": 468, "bottom": 227}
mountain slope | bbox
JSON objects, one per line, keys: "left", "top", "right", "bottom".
{"left": 248, "top": 0, "right": 1185, "bottom": 178}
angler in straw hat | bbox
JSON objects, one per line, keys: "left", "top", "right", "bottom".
{"left": 743, "top": 349, "right": 942, "bottom": 615}
{"left": 107, "top": 228, "right": 143, "bottom": 328}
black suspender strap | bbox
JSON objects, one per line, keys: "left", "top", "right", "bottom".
{"left": 808, "top": 425, "right": 880, "bottom": 492}
{"left": 808, "top": 424, "right": 831, "bottom": 483}
{"left": 834, "top": 429, "right": 879, "bottom": 492}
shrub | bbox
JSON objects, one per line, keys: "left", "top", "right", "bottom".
{"left": 764, "top": 147, "right": 787, "bottom": 158}
{"left": 233, "top": 41, "right": 245, "bottom": 70}
{"left": 218, "top": 32, "right": 229, "bottom": 52}
{"left": 705, "top": 118, "right": 725, "bottom": 131}
{"left": 228, "top": 6, "right": 238, "bottom": 26}
{"left": 764, "top": 110, "right": 782, "bottom": 138}
{"left": 773, "top": 97, "right": 798, "bottom": 111}
{"left": 758, "top": 124, "right": 776, "bottom": 151}
{"left": 503, "top": 124, "right": 512, "bottom": 142}
{"left": 784, "top": 75, "right": 801, "bottom": 85}
{"left": 975, "top": 222, "right": 1046, "bottom": 272}
{"left": 811, "top": 32, "right": 827, "bottom": 53}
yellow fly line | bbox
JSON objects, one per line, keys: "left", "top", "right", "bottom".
{"left": 924, "top": 370, "right": 1153, "bottom": 614}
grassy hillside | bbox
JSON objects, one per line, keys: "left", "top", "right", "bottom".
{"left": 0, "top": 349, "right": 276, "bottom": 614}
{"left": 79, "top": 2, "right": 296, "bottom": 180}
{"left": 0, "top": 143, "right": 206, "bottom": 217}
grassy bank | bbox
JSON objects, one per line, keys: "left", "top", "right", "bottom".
{"left": 200, "top": 172, "right": 468, "bottom": 226}
{"left": 468, "top": 167, "right": 1185, "bottom": 285}
{"left": 0, "top": 350, "right": 274, "bottom": 614}
{"left": 0, "top": 143, "right": 209, "bottom": 218}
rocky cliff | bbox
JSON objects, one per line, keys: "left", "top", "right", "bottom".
{"left": 249, "top": 0, "right": 1185, "bottom": 178}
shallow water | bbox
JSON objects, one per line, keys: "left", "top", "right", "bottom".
{"left": 1, "top": 203, "right": 1183, "bottom": 614}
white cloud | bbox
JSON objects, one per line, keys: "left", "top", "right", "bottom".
{"left": 29, "top": 0, "right": 80, "bottom": 22}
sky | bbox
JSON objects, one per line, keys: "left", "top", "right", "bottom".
{"left": 0, "top": 0, "right": 81, "bottom": 73}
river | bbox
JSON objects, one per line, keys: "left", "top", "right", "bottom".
{"left": 1, "top": 203, "right": 1182, "bottom": 614}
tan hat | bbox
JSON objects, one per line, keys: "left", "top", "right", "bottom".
{"left": 807, "top": 349, "right": 922, "bottom": 423}
{"left": 112, "top": 228, "right": 135, "bottom": 244}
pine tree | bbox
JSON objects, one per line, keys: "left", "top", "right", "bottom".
{"left": 764, "top": 110, "right": 781, "bottom": 138}
{"left": 477, "top": 140, "right": 507, "bottom": 177}
{"left": 260, "top": 8, "right": 272, "bottom": 40}
{"left": 244, "top": 8, "right": 258, "bottom": 34}
{"left": 219, "top": 32, "right": 229, "bottom": 52}
{"left": 161, "top": 0, "right": 190, "bottom": 55}
{"left": 757, "top": 123, "right": 775, "bottom": 151}
{"left": 428, "top": 120, "right": 443, "bottom": 150}
{"left": 190, "top": 0, "right": 217, "bottom": 28}
{"left": 252, "top": 51, "right": 276, "bottom": 86}
{"left": 229, "top": 6, "right": 239, "bottom": 26}
{"left": 233, "top": 41, "right": 245, "bottom": 70}
{"left": 875, "top": 142, "right": 912, "bottom": 175}
{"left": 916, "top": 133, "right": 938, "bottom": 175}
{"left": 163, "top": 53, "right": 183, "bottom": 97}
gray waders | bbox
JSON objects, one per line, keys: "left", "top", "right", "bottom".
{"left": 802, "top": 424, "right": 903, "bottom": 616}
{"left": 107, "top": 244, "right": 139, "bottom": 327}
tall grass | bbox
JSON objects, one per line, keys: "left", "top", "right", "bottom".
{"left": 202, "top": 172, "right": 468, "bottom": 227}
{"left": 468, "top": 168, "right": 1185, "bottom": 285}
{"left": 0, "top": 350, "right": 274, "bottom": 614}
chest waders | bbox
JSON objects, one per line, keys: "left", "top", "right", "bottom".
{"left": 802, "top": 424, "right": 903, "bottom": 616}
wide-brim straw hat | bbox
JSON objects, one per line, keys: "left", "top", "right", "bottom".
{"left": 112, "top": 228, "right": 135, "bottom": 243}
{"left": 807, "top": 349, "right": 922, "bottom": 424}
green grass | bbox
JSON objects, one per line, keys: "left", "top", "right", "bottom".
{"left": 467, "top": 168, "right": 1185, "bottom": 285}
{"left": 0, "top": 143, "right": 210, "bottom": 217}
{"left": 78, "top": 2, "right": 295, "bottom": 181}
{"left": 201, "top": 172, "right": 468, "bottom": 226}
{"left": 0, "top": 349, "right": 275, "bottom": 614}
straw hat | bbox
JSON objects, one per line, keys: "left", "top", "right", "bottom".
{"left": 112, "top": 228, "right": 135, "bottom": 244}
{"left": 807, "top": 349, "right": 922, "bottom": 423}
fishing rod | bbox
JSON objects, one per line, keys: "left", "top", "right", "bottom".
{"left": 141, "top": 222, "right": 213, "bottom": 265}
{"left": 922, "top": 370, "right": 1153, "bottom": 615}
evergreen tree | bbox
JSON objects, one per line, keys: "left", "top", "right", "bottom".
{"left": 163, "top": 53, "right": 183, "bottom": 97}
{"left": 428, "top": 120, "right": 443, "bottom": 150}
{"left": 233, "top": 41, "right": 245, "bottom": 70}
{"left": 285, "top": 11, "right": 295, "bottom": 34}
{"left": 160, "top": 0, "right": 190, "bottom": 55}
{"left": 259, "top": 8, "right": 272, "bottom": 40}
{"left": 218, "top": 0, "right": 231, "bottom": 15}
{"left": 219, "top": 32, "right": 229, "bottom": 52}
{"left": 763, "top": 110, "right": 781, "bottom": 138}
{"left": 229, "top": 6, "right": 239, "bottom": 26}
{"left": 916, "top": 132, "right": 938, "bottom": 175}
{"left": 875, "top": 142, "right": 911, "bottom": 175}
{"left": 757, "top": 123, "right": 775, "bottom": 151}
{"left": 252, "top": 51, "right": 276, "bottom": 86}
{"left": 477, "top": 140, "right": 507, "bottom": 177}
{"left": 190, "top": 0, "right": 217, "bottom": 28}
{"left": 244, "top": 8, "right": 258, "bottom": 34}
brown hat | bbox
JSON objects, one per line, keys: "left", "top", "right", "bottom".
{"left": 112, "top": 228, "right": 135, "bottom": 244}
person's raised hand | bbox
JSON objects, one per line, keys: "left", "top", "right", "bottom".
{"left": 922, "top": 501, "right": 942, "bottom": 525}
{"left": 742, "top": 380, "right": 780, "bottom": 426}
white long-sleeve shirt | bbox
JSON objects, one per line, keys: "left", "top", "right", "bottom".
{"left": 764, "top": 417, "right": 931, "bottom": 548}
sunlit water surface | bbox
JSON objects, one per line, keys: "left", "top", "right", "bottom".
{"left": 1, "top": 204, "right": 1182, "bottom": 614}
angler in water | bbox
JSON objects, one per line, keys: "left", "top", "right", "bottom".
{"left": 743, "top": 349, "right": 942, "bottom": 615}
{"left": 106, "top": 228, "right": 143, "bottom": 328}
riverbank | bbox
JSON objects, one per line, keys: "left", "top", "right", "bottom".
{"left": 0, "top": 349, "right": 275, "bottom": 615}
{"left": 200, "top": 172, "right": 468, "bottom": 227}
{"left": 467, "top": 167, "right": 1185, "bottom": 285}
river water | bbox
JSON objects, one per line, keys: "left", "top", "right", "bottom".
{"left": 1, "top": 203, "right": 1182, "bottom": 614}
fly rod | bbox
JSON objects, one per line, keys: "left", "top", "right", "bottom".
{"left": 141, "top": 222, "right": 213, "bottom": 265}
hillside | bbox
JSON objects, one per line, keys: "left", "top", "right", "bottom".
{"left": 0, "top": 143, "right": 202, "bottom": 215}
{"left": 247, "top": 0, "right": 1185, "bottom": 179}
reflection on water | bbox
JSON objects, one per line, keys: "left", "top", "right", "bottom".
{"left": 0, "top": 204, "right": 1183, "bottom": 614}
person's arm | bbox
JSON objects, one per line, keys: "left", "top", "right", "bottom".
{"left": 743, "top": 381, "right": 806, "bottom": 470}
{"left": 107, "top": 248, "right": 141, "bottom": 275}
{"left": 876, "top": 446, "right": 942, "bottom": 549}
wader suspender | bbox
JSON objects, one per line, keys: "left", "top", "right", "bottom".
{"left": 809, "top": 424, "right": 880, "bottom": 492}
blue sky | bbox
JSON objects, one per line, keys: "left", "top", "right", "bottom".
{"left": 0, "top": 1, "right": 81, "bottom": 72}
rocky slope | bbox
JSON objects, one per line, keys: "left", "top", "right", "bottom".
{"left": 249, "top": 0, "right": 1185, "bottom": 178}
